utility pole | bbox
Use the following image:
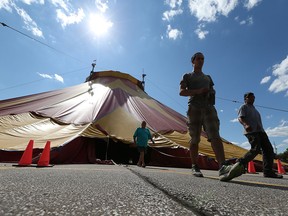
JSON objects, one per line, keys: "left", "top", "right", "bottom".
{"left": 90, "top": 60, "right": 96, "bottom": 76}
{"left": 141, "top": 69, "right": 146, "bottom": 91}
{"left": 85, "top": 60, "right": 97, "bottom": 82}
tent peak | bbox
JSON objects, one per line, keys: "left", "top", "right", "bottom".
{"left": 85, "top": 70, "right": 144, "bottom": 90}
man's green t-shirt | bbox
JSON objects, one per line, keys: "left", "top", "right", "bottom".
{"left": 133, "top": 128, "right": 152, "bottom": 147}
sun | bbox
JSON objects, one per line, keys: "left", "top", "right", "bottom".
{"left": 88, "top": 13, "right": 113, "bottom": 37}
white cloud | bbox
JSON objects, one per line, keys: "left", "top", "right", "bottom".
{"left": 95, "top": 0, "right": 109, "bottom": 13}
{"left": 162, "top": 9, "right": 183, "bottom": 21}
{"left": 195, "top": 24, "right": 209, "bottom": 39}
{"left": 21, "top": 0, "right": 44, "bottom": 5}
{"left": 165, "top": 0, "right": 183, "bottom": 8}
{"left": 184, "top": 0, "right": 261, "bottom": 40}
{"left": 56, "top": 8, "right": 85, "bottom": 28}
{"left": 163, "top": 0, "right": 183, "bottom": 21}
{"left": 237, "top": 120, "right": 288, "bottom": 152}
{"left": 38, "top": 73, "right": 52, "bottom": 79}
{"left": 51, "top": 0, "right": 69, "bottom": 12}
{"left": 1, "top": 0, "right": 85, "bottom": 36}
{"left": 14, "top": 6, "right": 44, "bottom": 37}
{"left": 239, "top": 141, "right": 250, "bottom": 150}
{"left": 38, "top": 72, "right": 64, "bottom": 83}
{"left": 244, "top": 0, "right": 262, "bottom": 10}
{"left": 260, "top": 76, "right": 271, "bottom": 84}
{"left": 0, "top": 1, "right": 43, "bottom": 37}
{"left": 166, "top": 25, "right": 182, "bottom": 40}
{"left": 239, "top": 16, "right": 253, "bottom": 25}
{"left": 50, "top": 0, "right": 85, "bottom": 28}
{"left": 276, "top": 139, "right": 288, "bottom": 152}
{"left": 247, "top": 16, "right": 253, "bottom": 25}
{"left": 239, "top": 20, "right": 245, "bottom": 25}
{"left": 272, "top": 56, "right": 288, "bottom": 77}
{"left": 230, "top": 118, "right": 238, "bottom": 123}
{"left": 195, "top": 28, "right": 209, "bottom": 40}
{"left": 0, "top": 0, "right": 13, "bottom": 12}
{"left": 54, "top": 74, "right": 64, "bottom": 83}
{"left": 188, "top": 0, "right": 238, "bottom": 22}
{"left": 266, "top": 120, "right": 288, "bottom": 137}
{"left": 30, "top": 26, "right": 44, "bottom": 37}
{"left": 15, "top": 7, "right": 32, "bottom": 22}
{"left": 268, "top": 56, "right": 288, "bottom": 95}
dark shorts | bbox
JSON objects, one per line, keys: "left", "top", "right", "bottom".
{"left": 137, "top": 146, "right": 147, "bottom": 153}
{"left": 187, "top": 105, "right": 220, "bottom": 144}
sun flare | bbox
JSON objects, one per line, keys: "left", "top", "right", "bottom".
{"left": 88, "top": 13, "right": 113, "bottom": 37}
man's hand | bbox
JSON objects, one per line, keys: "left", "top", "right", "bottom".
{"left": 238, "top": 117, "right": 252, "bottom": 132}
{"left": 180, "top": 87, "right": 209, "bottom": 97}
{"left": 244, "top": 124, "right": 252, "bottom": 132}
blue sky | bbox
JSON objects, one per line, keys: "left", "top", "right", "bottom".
{"left": 1, "top": 0, "right": 287, "bottom": 153}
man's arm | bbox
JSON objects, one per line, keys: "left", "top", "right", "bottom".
{"left": 147, "top": 130, "right": 155, "bottom": 144}
{"left": 133, "top": 137, "right": 137, "bottom": 144}
{"left": 179, "top": 85, "right": 209, "bottom": 96}
{"left": 133, "top": 129, "right": 138, "bottom": 145}
{"left": 238, "top": 116, "right": 252, "bottom": 132}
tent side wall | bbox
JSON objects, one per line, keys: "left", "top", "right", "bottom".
{"left": 1, "top": 136, "right": 286, "bottom": 172}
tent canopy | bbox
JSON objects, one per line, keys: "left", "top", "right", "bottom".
{"left": 0, "top": 70, "right": 257, "bottom": 162}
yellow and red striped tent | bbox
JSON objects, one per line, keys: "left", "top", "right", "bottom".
{"left": 0, "top": 71, "right": 259, "bottom": 167}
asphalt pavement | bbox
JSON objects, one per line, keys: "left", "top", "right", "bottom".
{"left": 0, "top": 163, "right": 287, "bottom": 216}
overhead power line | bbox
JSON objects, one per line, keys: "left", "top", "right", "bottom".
{"left": 1, "top": 22, "right": 287, "bottom": 113}
{"left": 147, "top": 80, "right": 288, "bottom": 114}
{"left": 217, "top": 97, "right": 288, "bottom": 113}
{"left": 0, "top": 67, "right": 89, "bottom": 93}
{"left": 1, "top": 22, "right": 83, "bottom": 63}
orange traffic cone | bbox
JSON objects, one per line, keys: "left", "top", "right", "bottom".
{"left": 37, "top": 141, "right": 53, "bottom": 167}
{"left": 248, "top": 160, "right": 256, "bottom": 174}
{"left": 277, "top": 159, "right": 286, "bottom": 174}
{"left": 14, "top": 140, "right": 34, "bottom": 167}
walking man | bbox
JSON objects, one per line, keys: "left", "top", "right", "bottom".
{"left": 133, "top": 121, "right": 154, "bottom": 168}
{"left": 179, "top": 52, "right": 230, "bottom": 177}
{"left": 220, "top": 92, "right": 283, "bottom": 181}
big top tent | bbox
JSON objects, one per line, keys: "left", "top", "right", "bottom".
{"left": 0, "top": 70, "right": 260, "bottom": 169}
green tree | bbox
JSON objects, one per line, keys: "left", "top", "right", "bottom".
{"left": 277, "top": 148, "right": 288, "bottom": 163}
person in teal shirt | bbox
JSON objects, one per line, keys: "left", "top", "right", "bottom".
{"left": 133, "top": 121, "right": 154, "bottom": 167}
